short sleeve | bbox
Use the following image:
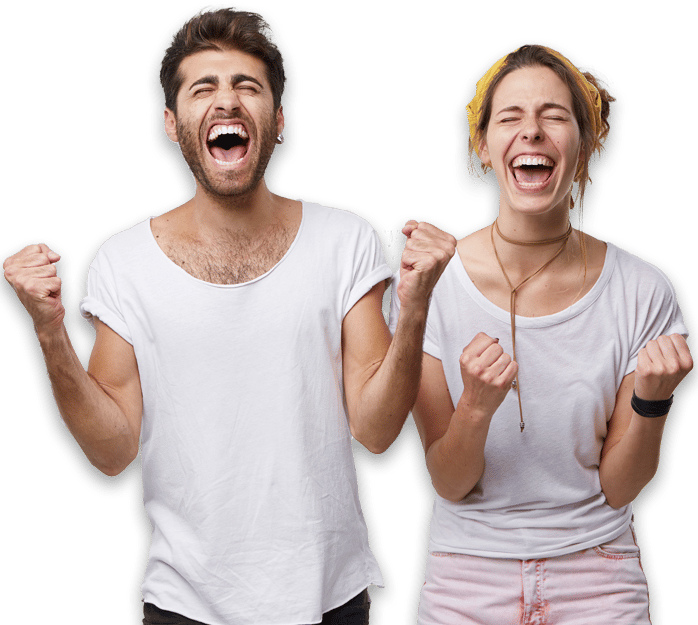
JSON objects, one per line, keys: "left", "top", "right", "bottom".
{"left": 343, "top": 228, "right": 392, "bottom": 317}
{"left": 79, "top": 251, "right": 133, "bottom": 345}
{"left": 625, "top": 268, "right": 688, "bottom": 376}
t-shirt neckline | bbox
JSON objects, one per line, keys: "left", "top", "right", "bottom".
{"left": 145, "top": 201, "right": 306, "bottom": 289}
{"left": 452, "top": 242, "right": 618, "bottom": 328}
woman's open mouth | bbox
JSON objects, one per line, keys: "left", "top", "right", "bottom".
{"left": 510, "top": 155, "right": 554, "bottom": 189}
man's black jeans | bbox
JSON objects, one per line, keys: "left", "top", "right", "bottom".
{"left": 143, "top": 588, "right": 370, "bottom": 625}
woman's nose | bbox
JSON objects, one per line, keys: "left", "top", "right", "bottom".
{"left": 521, "top": 116, "right": 543, "bottom": 142}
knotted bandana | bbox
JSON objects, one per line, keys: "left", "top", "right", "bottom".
{"left": 466, "top": 47, "right": 603, "bottom": 167}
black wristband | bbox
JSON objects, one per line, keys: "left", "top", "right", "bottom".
{"left": 631, "top": 392, "right": 673, "bottom": 418}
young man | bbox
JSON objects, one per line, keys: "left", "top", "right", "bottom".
{"left": 3, "top": 9, "right": 454, "bottom": 625}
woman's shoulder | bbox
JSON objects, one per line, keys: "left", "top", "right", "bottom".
{"left": 456, "top": 227, "right": 493, "bottom": 274}
{"left": 606, "top": 240, "right": 678, "bottom": 297}
{"left": 457, "top": 226, "right": 490, "bottom": 252}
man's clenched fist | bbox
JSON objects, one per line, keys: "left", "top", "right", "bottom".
{"left": 4, "top": 244, "right": 65, "bottom": 333}
{"left": 398, "top": 221, "right": 456, "bottom": 309}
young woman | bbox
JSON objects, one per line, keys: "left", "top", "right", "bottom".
{"left": 391, "top": 45, "right": 693, "bottom": 624}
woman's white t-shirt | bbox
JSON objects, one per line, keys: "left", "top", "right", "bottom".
{"left": 391, "top": 242, "right": 687, "bottom": 559}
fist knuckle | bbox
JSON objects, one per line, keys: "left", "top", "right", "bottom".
{"left": 495, "top": 379, "right": 510, "bottom": 391}
{"left": 460, "top": 356, "right": 473, "bottom": 375}
{"left": 470, "top": 363, "right": 485, "bottom": 377}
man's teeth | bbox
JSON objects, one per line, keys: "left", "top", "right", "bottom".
{"left": 214, "top": 157, "right": 245, "bottom": 167}
{"left": 512, "top": 155, "right": 554, "bottom": 168}
{"left": 208, "top": 124, "right": 249, "bottom": 142}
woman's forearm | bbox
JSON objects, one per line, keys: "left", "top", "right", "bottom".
{"left": 426, "top": 398, "right": 491, "bottom": 502}
{"left": 599, "top": 412, "right": 667, "bottom": 509}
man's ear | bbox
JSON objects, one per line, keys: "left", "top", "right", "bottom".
{"left": 276, "top": 105, "right": 284, "bottom": 137}
{"left": 164, "top": 108, "right": 179, "bottom": 143}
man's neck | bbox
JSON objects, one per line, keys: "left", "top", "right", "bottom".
{"left": 151, "top": 179, "right": 303, "bottom": 285}
{"left": 187, "top": 178, "right": 285, "bottom": 237}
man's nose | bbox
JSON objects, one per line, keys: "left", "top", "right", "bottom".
{"left": 214, "top": 87, "right": 241, "bottom": 113}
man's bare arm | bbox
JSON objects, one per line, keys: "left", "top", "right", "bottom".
{"left": 4, "top": 245, "right": 143, "bottom": 475}
{"left": 342, "top": 222, "right": 456, "bottom": 453}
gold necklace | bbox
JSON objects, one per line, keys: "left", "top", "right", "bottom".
{"left": 490, "top": 220, "right": 572, "bottom": 432}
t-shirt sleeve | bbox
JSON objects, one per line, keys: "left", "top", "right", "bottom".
{"left": 343, "top": 227, "right": 392, "bottom": 317}
{"left": 625, "top": 267, "right": 688, "bottom": 376}
{"left": 79, "top": 249, "right": 133, "bottom": 345}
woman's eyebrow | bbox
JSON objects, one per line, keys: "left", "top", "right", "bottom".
{"left": 540, "top": 102, "right": 572, "bottom": 114}
{"left": 495, "top": 103, "right": 572, "bottom": 115}
{"left": 495, "top": 105, "right": 524, "bottom": 115}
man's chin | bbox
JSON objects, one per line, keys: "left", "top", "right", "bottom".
{"left": 197, "top": 170, "right": 265, "bottom": 200}
{"left": 181, "top": 132, "right": 276, "bottom": 200}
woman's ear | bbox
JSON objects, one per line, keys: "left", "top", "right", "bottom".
{"left": 479, "top": 139, "right": 492, "bottom": 167}
{"left": 574, "top": 145, "right": 585, "bottom": 181}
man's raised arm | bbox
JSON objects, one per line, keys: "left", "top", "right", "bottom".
{"left": 4, "top": 244, "right": 142, "bottom": 475}
{"left": 342, "top": 222, "right": 455, "bottom": 453}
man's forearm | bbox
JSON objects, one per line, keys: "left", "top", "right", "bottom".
{"left": 345, "top": 221, "right": 457, "bottom": 453}
{"left": 37, "top": 325, "right": 138, "bottom": 475}
{"left": 350, "top": 301, "right": 427, "bottom": 453}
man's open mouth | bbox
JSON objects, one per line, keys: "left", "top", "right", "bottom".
{"left": 510, "top": 155, "right": 554, "bottom": 187}
{"left": 207, "top": 124, "right": 250, "bottom": 165}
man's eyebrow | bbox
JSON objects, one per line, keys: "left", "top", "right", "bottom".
{"left": 187, "top": 74, "right": 264, "bottom": 91}
{"left": 188, "top": 75, "right": 219, "bottom": 90}
{"left": 231, "top": 74, "right": 264, "bottom": 88}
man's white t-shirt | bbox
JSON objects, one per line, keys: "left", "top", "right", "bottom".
{"left": 80, "top": 202, "right": 389, "bottom": 625}
{"left": 391, "top": 242, "right": 687, "bottom": 560}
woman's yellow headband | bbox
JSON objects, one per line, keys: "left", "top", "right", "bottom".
{"left": 466, "top": 47, "right": 603, "bottom": 159}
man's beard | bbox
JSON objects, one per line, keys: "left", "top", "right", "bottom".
{"left": 176, "top": 112, "right": 277, "bottom": 199}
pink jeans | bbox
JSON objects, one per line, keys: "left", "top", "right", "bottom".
{"left": 418, "top": 526, "right": 651, "bottom": 625}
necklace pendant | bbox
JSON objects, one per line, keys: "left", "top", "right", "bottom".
{"left": 511, "top": 379, "right": 517, "bottom": 390}
{"left": 520, "top": 422, "right": 525, "bottom": 433}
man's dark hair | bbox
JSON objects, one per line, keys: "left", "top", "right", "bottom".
{"left": 160, "top": 8, "right": 285, "bottom": 114}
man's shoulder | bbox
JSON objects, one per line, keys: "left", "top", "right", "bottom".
{"left": 90, "top": 219, "right": 154, "bottom": 271}
{"left": 302, "top": 202, "right": 377, "bottom": 236}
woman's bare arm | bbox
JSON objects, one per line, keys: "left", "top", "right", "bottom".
{"left": 413, "top": 334, "right": 517, "bottom": 502}
{"left": 600, "top": 334, "right": 692, "bottom": 508}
